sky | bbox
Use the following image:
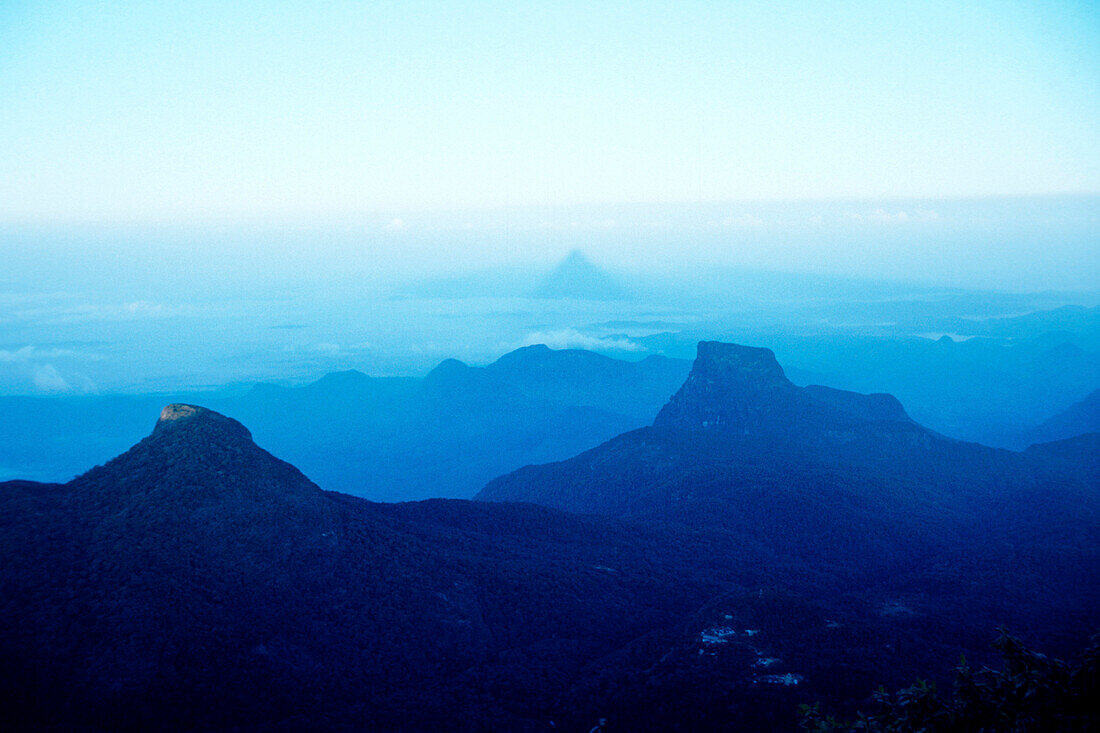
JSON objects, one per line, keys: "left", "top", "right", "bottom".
{"left": 1, "top": 0, "right": 1099, "bottom": 223}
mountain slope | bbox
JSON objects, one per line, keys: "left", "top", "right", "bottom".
{"left": 478, "top": 341, "right": 1100, "bottom": 641}
{"left": 230, "top": 345, "right": 689, "bottom": 500}
{"left": 4, "top": 378, "right": 1098, "bottom": 730}
{"left": 1, "top": 403, "right": 844, "bottom": 731}
{"left": 1019, "top": 388, "right": 1100, "bottom": 447}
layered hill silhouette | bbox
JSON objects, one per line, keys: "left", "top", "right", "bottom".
{"left": 235, "top": 345, "right": 689, "bottom": 500}
{"left": 0, "top": 345, "right": 690, "bottom": 501}
{"left": 2, "top": 345, "right": 1098, "bottom": 731}
{"left": 7, "top": 401, "right": 933, "bottom": 731}
{"left": 1017, "top": 387, "right": 1100, "bottom": 448}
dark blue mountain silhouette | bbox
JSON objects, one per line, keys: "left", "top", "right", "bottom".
{"left": 2, "top": 346, "right": 1097, "bottom": 730}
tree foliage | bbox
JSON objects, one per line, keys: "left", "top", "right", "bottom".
{"left": 800, "top": 629, "right": 1100, "bottom": 732}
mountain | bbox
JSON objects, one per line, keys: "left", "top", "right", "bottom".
{"left": 15, "top": 403, "right": 930, "bottom": 731}
{"left": 479, "top": 341, "right": 1012, "bottom": 520}
{"left": 232, "top": 345, "right": 689, "bottom": 501}
{"left": 479, "top": 341, "right": 1099, "bottom": 645}
{"left": 0, "top": 404, "right": 730, "bottom": 730}
{"left": 4, "top": 385, "right": 1098, "bottom": 728}
{"left": 629, "top": 325, "right": 1100, "bottom": 448}
{"left": 1018, "top": 388, "right": 1100, "bottom": 447}
{"left": 532, "top": 250, "right": 629, "bottom": 300}
{"left": 0, "top": 345, "right": 691, "bottom": 501}
{"left": 652, "top": 342, "right": 914, "bottom": 439}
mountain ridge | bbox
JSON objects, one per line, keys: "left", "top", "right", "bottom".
{"left": 4, "top": 363, "right": 1098, "bottom": 730}
{"left": 653, "top": 341, "right": 916, "bottom": 438}
{"left": 0, "top": 402, "right": 838, "bottom": 730}
{"left": 477, "top": 341, "right": 1096, "bottom": 558}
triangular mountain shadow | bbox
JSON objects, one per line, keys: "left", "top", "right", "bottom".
{"left": 532, "top": 249, "right": 630, "bottom": 300}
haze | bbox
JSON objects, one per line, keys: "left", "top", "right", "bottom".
{"left": 1, "top": 2, "right": 1098, "bottom": 396}
{"left": 3, "top": 1, "right": 1098, "bottom": 219}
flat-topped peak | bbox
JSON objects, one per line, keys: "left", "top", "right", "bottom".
{"left": 693, "top": 341, "right": 788, "bottom": 383}
{"left": 653, "top": 341, "right": 918, "bottom": 438}
{"left": 653, "top": 342, "right": 797, "bottom": 432}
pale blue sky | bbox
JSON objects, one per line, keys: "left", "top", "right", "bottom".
{"left": 1, "top": 1, "right": 1098, "bottom": 223}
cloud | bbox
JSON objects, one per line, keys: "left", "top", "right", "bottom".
{"left": 844, "top": 208, "right": 940, "bottom": 224}
{"left": 519, "top": 329, "right": 643, "bottom": 352}
{"left": 13, "top": 301, "right": 181, "bottom": 325}
{"left": 121, "top": 300, "right": 168, "bottom": 315}
{"left": 386, "top": 217, "right": 406, "bottom": 230}
{"left": 281, "top": 341, "right": 372, "bottom": 357}
{"left": 0, "top": 345, "right": 100, "bottom": 362}
{"left": 0, "top": 346, "right": 39, "bottom": 363}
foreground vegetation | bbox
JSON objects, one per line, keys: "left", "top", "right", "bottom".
{"left": 801, "top": 630, "right": 1100, "bottom": 732}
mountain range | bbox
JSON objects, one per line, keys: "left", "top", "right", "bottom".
{"left": 1013, "top": 387, "right": 1100, "bottom": 448}
{"left": 0, "top": 346, "right": 691, "bottom": 501}
{"left": 4, "top": 299, "right": 1098, "bottom": 490}
{"left": 1, "top": 341, "right": 1097, "bottom": 731}
{"left": 0, "top": 400, "right": 904, "bottom": 731}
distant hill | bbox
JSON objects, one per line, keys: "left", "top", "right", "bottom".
{"left": 0, "top": 346, "right": 691, "bottom": 501}
{"left": 533, "top": 250, "right": 629, "bottom": 300}
{"left": 231, "top": 345, "right": 689, "bottom": 500}
{"left": 1018, "top": 388, "right": 1100, "bottom": 447}
{"left": 930, "top": 304, "right": 1100, "bottom": 348}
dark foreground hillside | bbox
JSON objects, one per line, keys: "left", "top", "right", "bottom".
{"left": 2, "top": 339, "right": 1098, "bottom": 730}
{"left": 0, "top": 404, "right": 902, "bottom": 731}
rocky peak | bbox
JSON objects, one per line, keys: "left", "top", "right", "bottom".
{"left": 158, "top": 403, "right": 201, "bottom": 423}
{"left": 689, "top": 342, "right": 789, "bottom": 387}
{"left": 78, "top": 404, "right": 323, "bottom": 511}
{"left": 652, "top": 341, "right": 919, "bottom": 441}
{"left": 153, "top": 403, "right": 253, "bottom": 442}
{"left": 653, "top": 342, "right": 799, "bottom": 432}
